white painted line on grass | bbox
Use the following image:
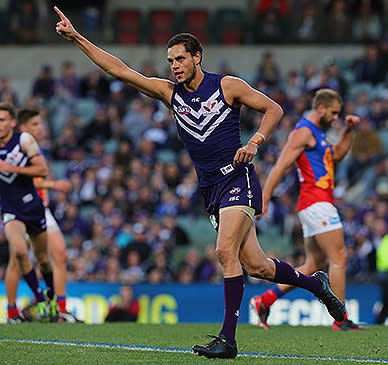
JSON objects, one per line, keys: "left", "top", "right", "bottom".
{"left": 0, "top": 338, "right": 387, "bottom": 363}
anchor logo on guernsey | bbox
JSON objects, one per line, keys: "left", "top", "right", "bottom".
{"left": 201, "top": 99, "right": 221, "bottom": 115}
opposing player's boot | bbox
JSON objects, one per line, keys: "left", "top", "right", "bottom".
{"left": 7, "top": 315, "right": 25, "bottom": 324}
{"left": 312, "top": 271, "right": 345, "bottom": 323}
{"left": 37, "top": 301, "right": 50, "bottom": 323}
{"left": 193, "top": 334, "right": 237, "bottom": 359}
{"left": 332, "top": 318, "right": 369, "bottom": 331}
{"left": 250, "top": 295, "right": 270, "bottom": 329}
{"left": 58, "top": 311, "right": 83, "bottom": 323}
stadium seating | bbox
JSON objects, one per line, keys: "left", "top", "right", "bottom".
{"left": 73, "top": 98, "right": 98, "bottom": 126}
{"left": 176, "top": 216, "right": 216, "bottom": 248}
{"left": 149, "top": 9, "right": 175, "bottom": 45}
{"left": 115, "top": 9, "right": 142, "bottom": 44}
{"left": 182, "top": 9, "right": 210, "bottom": 44}
{"left": 379, "top": 130, "right": 388, "bottom": 153}
{"left": 155, "top": 150, "right": 177, "bottom": 164}
{"left": 0, "top": 10, "right": 9, "bottom": 44}
{"left": 214, "top": 8, "right": 245, "bottom": 44}
{"left": 104, "top": 139, "right": 119, "bottom": 154}
{"left": 51, "top": 160, "right": 68, "bottom": 179}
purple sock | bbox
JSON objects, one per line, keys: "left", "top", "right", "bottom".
{"left": 272, "top": 259, "right": 322, "bottom": 296}
{"left": 42, "top": 271, "right": 54, "bottom": 300}
{"left": 219, "top": 275, "right": 244, "bottom": 345}
{"left": 23, "top": 269, "right": 45, "bottom": 302}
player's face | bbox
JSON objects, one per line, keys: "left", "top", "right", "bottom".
{"left": 167, "top": 44, "right": 199, "bottom": 84}
{"left": 21, "top": 115, "right": 43, "bottom": 141}
{"left": 320, "top": 101, "right": 341, "bottom": 126}
{"left": 0, "top": 110, "right": 16, "bottom": 141}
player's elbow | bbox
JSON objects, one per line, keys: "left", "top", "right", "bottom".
{"left": 38, "top": 166, "right": 49, "bottom": 178}
{"left": 273, "top": 103, "right": 284, "bottom": 120}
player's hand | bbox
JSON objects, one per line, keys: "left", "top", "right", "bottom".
{"left": 345, "top": 114, "right": 360, "bottom": 129}
{"left": 54, "top": 6, "right": 77, "bottom": 41}
{"left": 233, "top": 142, "right": 258, "bottom": 166}
{"left": 53, "top": 179, "right": 71, "bottom": 192}
{"left": 0, "top": 160, "right": 15, "bottom": 173}
{"left": 257, "top": 192, "right": 270, "bottom": 219}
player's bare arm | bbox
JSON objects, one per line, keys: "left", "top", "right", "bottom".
{"left": 0, "top": 132, "right": 47, "bottom": 177}
{"left": 221, "top": 77, "right": 284, "bottom": 165}
{"left": 261, "top": 127, "right": 313, "bottom": 217}
{"left": 332, "top": 114, "right": 359, "bottom": 162}
{"left": 54, "top": 6, "right": 174, "bottom": 105}
{"left": 34, "top": 179, "right": 71, "bottom": 192}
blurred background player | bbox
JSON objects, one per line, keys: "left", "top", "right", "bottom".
{"left": 252, "top": 89, "right": 363, "bottom": 331}
{"left": 5, "top": 107, "right": 80, "bottom": 323}
{"left": 0, "top": 102, "right": 53, "bottom": 323}
{"left": 105, "top": 283, "right": 139, "bottom": 322}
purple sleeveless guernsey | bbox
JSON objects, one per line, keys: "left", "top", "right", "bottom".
{"left": 0, "top": 132, "right": 45, "bottom": 226}
{"left": 171, "top": 71, "right": 248, "bottom": 187}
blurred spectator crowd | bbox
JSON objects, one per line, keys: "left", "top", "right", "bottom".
{"left": 0, "top": 0, "right": 388, "bottom": 45}
{"left": 0, "top": 4, "right": 388, "bottom": 287}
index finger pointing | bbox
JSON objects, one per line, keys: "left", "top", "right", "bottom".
{"left": 54, "top": 6, "right": 67, "bottom": 21}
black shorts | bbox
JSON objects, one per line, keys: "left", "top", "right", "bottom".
{"left": 2, "top": 201, "right": 46, "bottom": 235}
{"left": 201, "top": 164, "right": 262, "bottom": 230}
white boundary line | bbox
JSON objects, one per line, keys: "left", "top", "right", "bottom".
{"left": 0, "top": 338, "right": 387, "bottom": 363}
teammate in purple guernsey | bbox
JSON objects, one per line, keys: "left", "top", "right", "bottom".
{"left": 55, "top": 7, "right": 345, "bottom": 359}
{"left": 0, "top": 102, "right": 54, "bottom": 322}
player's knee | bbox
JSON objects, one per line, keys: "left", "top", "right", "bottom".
{"left": 245, "top": 260, "right": 273, "bottom": 280}
{"left": 215, "top": 246, "right": 235, "bottom": 266}
{"left": 330, "top": 246, "right": 347, "bottom": 268}
{"left": 52, "top": 248, "right": 67, "bottom": 266}
{"left": 14, "top": 248, "right": 28, "bottom": 261}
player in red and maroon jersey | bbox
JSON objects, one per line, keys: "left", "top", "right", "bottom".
{"left": 252, "top": 89, "right": 365, "bottom": 331}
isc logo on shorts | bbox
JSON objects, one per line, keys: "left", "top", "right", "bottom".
{"left": 229, "top": 196, "right": 240, "bottom": 201}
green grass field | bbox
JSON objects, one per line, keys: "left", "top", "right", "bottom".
{"left": 0, "top": 323, "right": 387, "bottom": 364}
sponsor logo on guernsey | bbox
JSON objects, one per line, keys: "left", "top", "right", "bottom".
{"left": 230, "top": 187, "right": 241, "bottom": 195}
{"left": 177, "top": 105, "right": 191, "bottom": 115}
{"left": 220, "top": 164, "right": 234, "bottom": 176}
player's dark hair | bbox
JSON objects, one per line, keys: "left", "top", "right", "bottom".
{"left": 167, "top": 33, "right": 203, "bottom": 64}
{"left": 17, "top": 108, "right": 40, "bottom": 125}
{"left": 0, "top": 102, "right": 16, "bottom": 120}
{"left": 312, "top": 89, "right": 343, "bottom": 110}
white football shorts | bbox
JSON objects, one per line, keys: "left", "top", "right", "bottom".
{"left": 45, "top": 208, "right": 60, "bottom": 233}
{"left": 298, "top": 202, "right": 343, "bottom": 238}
